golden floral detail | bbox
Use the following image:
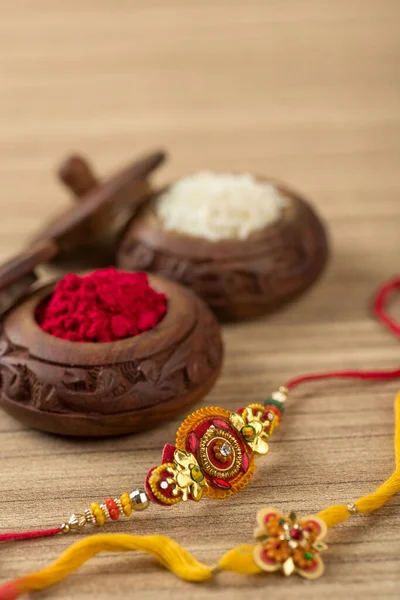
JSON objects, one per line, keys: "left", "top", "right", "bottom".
{"left": 213, "top": 438, "right": 231, "bottom": 463}
{"left": 148, "top": 463, "right": 182, "bottom": 505}
{"left": 253, "top": 507, "right": 328, "bottom": 580}
{"left": 165, "top": 449, "right": 206, "bottom": 502}
{"left": 199, "top": 427, "right": 242, "bottom": 479}
{"left": 229, "top": 404, "right": 272, "bottom": 455}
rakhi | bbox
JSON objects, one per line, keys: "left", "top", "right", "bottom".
{"left": 0, "top": 276, "right": 399, "bottom": 599}
{"left": 0, "top": 385, "right": 399, "bottom": 600}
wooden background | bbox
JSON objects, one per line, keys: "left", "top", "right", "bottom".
{"left": 0, "top": 1, "right": 399, "bottom": 598}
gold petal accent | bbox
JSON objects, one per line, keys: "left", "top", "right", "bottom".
{"left": 313, "top": 541, "right": 328, "bottom": 552}
{"left": 175, "top": 472, "right": 193, "bottom": 489}
{"left": 174, "top": 449, "right": 196, "bottom": 469}
{"left": 251, "top": 420, "right": 264, "bottom": 435}
{"left": 229, "top": 412, "right": 245, "bottom": 431}
{"left": 251, "top": 437, "right": 269, "bottom": 455}
{"left": 191, "top": 482, "right": 205, "bottom": 502}
{"left": 282, "top": 557, "right": 295, "bottom": 576}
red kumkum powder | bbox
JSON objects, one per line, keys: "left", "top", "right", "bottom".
{"left": 36, "top": 268, "right": 167, "bottom": 343}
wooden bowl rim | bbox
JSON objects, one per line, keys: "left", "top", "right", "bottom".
{"left": 3, "top": 273, "right": 197, "bottom": 366}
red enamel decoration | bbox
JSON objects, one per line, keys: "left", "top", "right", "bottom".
{"left": 156, "top": 469, "right": 175, "bottom": 498}
{"left": 213, "top": 478, "right": 231, "bottom": 489}
{"left": 145, "top": 466, "right": 175, "bottom": 506}
{"left": 191, "top": 420, "right": 211, "bottom": 441}
{"left": 305, "top": 560, "right": 319, "bottom": 572}
{"left": 290, "top": 528, "right": 303, "bottom": 540}
{"left": 305, "top": 520, "right": 322, "bottom": 534}
{"left": 161, "top": 443, "right": 176, "bottom": 463}
{"left": 242, "top": 453, "right": 250, "bottom": 472}
{"left": 187, "top": 432, "right": 199, "bottom": 454}
{"left": 263, "top": 512, "right": 279, "bottom": 526}
{"left": 212, "top": 418, "right": 230, "bottom": 430}
{"left": 145, "top": 468, "right": 159, "bottom": 505}
{"left": 261, "top": 546, "right": 276, "bottom": 565}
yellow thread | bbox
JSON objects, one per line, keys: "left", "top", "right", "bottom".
{"left": 318, "top": 391, "right": 400, "bottom": 528}
{"left": 218, "top": 544, "right": 262, "bottom": 575}
{"left": 6, "top": 534, "right": 213, "bottom": 598}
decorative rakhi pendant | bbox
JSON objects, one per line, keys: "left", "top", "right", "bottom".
{"left": 49, "top": 389, "right": 287, "bottom": 533}
{"left": 145, "top": 390, "right": 286, "bottom": 505}
{"left": 253, "top": 507, "right": 328, "bottom": 580}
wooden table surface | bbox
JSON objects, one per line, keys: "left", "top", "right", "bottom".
{"left": 0, "top": 1, "right": 399, "bottom": 598}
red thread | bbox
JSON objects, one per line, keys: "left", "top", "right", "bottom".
{"left": 36, "top": 268, "right": 167, "bottom": 343}
{"left": 285, "top": 275, "right": 399, "bottom": 391}
{"left": 0, "top": 581, "right": 19, "bottom": 600}
{"left": 286, "top": 368, "right": 400, "bottom": 391}
{"left": 373, "top": 275, "right": 400, "bottom": 337}
{"left": 0, "top": 527, "right": 61, "bottom": 543}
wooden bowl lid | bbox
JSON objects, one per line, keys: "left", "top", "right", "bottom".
{"left": 0, "top": 150, "right": 166, "bottom": 314}
{"left": 31, "top": 150, "right": 166, "bottom": 248}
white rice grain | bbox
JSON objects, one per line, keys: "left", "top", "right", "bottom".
{"left": 155, "top": 172, "right": 286, "bottom": 241}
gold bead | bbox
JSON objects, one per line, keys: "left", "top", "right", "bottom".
{"left": 130, "top": 489, "right": 150, "bottom": 511}
{"left": 61, "top": 523, "right": 71, "bottom": 534}
{"left": 67, "top": 513, "right": 87, "bottom": 529}
{"left": 85, "top": 508, "right": 96, "bottom": 525}
{"left": 347, "top": 503, "right": 359, "bottom": 515}
{"left": 114, "top": 498, "right": 124, "bottom": 516}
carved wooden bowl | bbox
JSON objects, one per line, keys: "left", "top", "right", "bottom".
{"left": 0, "top": 274, "right": 223, "bottom": 437}
{"left": 117, "top": 179, "right": 329, "bottom": 320}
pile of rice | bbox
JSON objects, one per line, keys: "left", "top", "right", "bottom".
{"left": 155, "top": 172, "right": 286, "bottom": 241}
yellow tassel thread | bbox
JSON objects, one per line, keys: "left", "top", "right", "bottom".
{"left": 318, "top": 391, "right": 400, "bottom": 528}
{"left": 1, "top": 391, "right": 399, "bottom": 599}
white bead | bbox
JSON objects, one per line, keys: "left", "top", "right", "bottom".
{"left": 271, "top": 390, "right": 287, "bottom": 403}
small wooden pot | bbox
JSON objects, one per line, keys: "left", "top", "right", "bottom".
{"left": 0, "top": 275, "right": 223, "bottom": 437}
{"left": 117, "top": 179, "right": 329, "bottom": 320}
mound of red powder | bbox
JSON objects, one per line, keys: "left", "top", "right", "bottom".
{"left": 36, "top": 268, "right": 167, "bottom": 343}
